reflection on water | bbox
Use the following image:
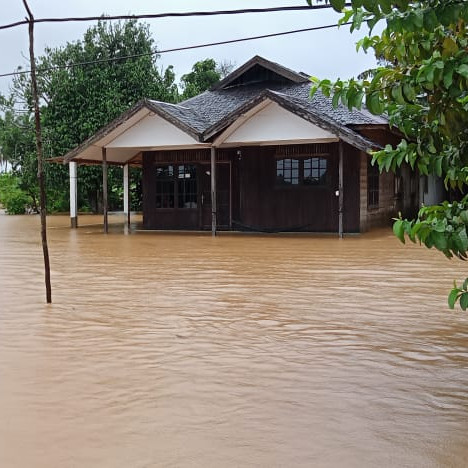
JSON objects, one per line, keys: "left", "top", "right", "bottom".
{"left": 0, "top": 214, "right": 468, "bottom": 467}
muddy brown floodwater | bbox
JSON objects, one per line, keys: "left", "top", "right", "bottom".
{"left": 1, "top": 214, "right": 468, "bottom": 467}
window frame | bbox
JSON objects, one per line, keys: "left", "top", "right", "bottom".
{"left": 154, "top": 164, "right": 198, "bottom": 210}
{"left": 275, "top": 155, "right": 329, "bottom": 188}
{"left": 367, "top": 159, "right": 380, "bottom": 209}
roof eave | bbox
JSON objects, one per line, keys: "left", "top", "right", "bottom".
{"left": 203, "top": 90, "right": 380, "bottom": 152}
{"left": 63, "top": 99, "right": 150, "bottom": 163}
{"left": 62, "top": 100, "right": 205, "bottom": 164}
{"left": 266, "top": 91, "right": 381, "bottom": 152}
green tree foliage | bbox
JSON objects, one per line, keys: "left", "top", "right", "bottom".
{"left": 7, "top": 19, "right": 179, "bottom": 212}
{"left": 311, "top": 0, "right": 468, "bottom": 309}
{"left": 0, "top": 101, "right": 39, "bottom": 211}
{"left": 180, "top": 59, "right": 222, "bottom": 100}
{"left": 0, "top": 173, "right": 32, "bottom": 214}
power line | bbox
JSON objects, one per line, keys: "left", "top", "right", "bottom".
{"left": 0, "top": 23, "right": 348, "bottom": 80}
{"left": 0, "top": 5, "right": 339, "bottom": 32}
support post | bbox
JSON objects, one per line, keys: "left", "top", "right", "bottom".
{"left": 123, "top": 163, "right": 130, "bottom": 228}
{"left": 69, "top": 161, "right": 78, "bottom": 228}
{"left": 102, "top": 147, "right": 108, "bottom": 233}
{"left": 338, "top": 141, "right": 344, "bottom": 238}
{"left": 229, "top": 160, "right": 233, "bottom": 229}
{"left": 211, "top": 146, "right": 217, "bottom": 237}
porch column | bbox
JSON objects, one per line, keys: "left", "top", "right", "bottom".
{"left": 211, "top": 146, "right": 217, "bottom": 237}
{"left": 102, "top": 147, "right": 108, "bottom": 234}
{"left": 338, "top": 141, "right": 344, "bottom": 238}
{"left": 123, "top": 163, "right": 130, "bottom": 228}
{"left": 69, "top": 161, "right": 78, "bottom": 228}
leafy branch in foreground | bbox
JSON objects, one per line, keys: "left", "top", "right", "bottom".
{"left": 310, "top": 0, "right": 468, "bottom": 309}
{"left": 393, "top": 197, "right": 468, "bottom": 309}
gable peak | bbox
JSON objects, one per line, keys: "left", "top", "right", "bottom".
{"left": 211, "top": 56, "right": 309, "bottom": 90}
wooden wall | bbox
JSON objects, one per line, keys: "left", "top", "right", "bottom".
{"left": 232, "top": 143, "right": 360, "bottom": 232}
{"left": 142, "top": 144, "right": 362, "bottom": 232}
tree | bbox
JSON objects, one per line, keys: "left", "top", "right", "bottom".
{"left": 216, "top": 59, "right": 236, "bottom": 79}
{"left": 311, "top": 0, "right": 468, "bottom": 308}
{"left": 9, "top": 19, "right": 179, "bottom": 212}
{"left": 180, "top": 58, "right": 222, "bottom": 100}
{"left": 0, "top": 101, "right": 39, "bottom": 212}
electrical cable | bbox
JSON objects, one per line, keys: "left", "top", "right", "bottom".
{"left": 0, "top": 23, "right": 349, "bottom": 80}
{"left": 0, "top": 4, "right": 343, "bottom": 32}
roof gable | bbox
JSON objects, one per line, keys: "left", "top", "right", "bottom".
{"left": 211, "top": 55, "right": 308, "bottom": 90}
{"left": 215, "top": 100, "right": 338, "bottom": 147}
{"left": 107, "top": 113, "right": 200, "bottom": 148}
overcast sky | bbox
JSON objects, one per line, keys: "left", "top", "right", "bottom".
{"left": 0, "top": 0, "right": 378, "bottom": 97}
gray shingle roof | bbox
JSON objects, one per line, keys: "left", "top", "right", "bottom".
{"left": 153, "top": 81, "right": 386, "bottom": 139}
{"left": 63, "top": 56, "right": 388, "bottom": 162}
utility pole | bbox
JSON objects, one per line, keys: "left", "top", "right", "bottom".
{"left": 23, "top": 0, "right": 52, "bottom": 303}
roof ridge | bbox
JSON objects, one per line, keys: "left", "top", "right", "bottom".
{"left": 148, "top": 99, "right": 191, "bottom": 110}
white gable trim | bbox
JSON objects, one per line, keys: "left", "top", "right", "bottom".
{"left": 106, "top": 113, "right": 201, "bottom": 148}
{"left": 213, "top": 100, "right": 339, "bottom": 148}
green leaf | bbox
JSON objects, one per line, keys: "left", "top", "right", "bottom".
{"left": 402, "top": 83, "right": 416, "bottom": 102}
{"left": 431, "top": 231, "right": 448, "bottom": 251}
{"left": 440, "top": 4, "right": 462, "bottom": 26}
{"left": 462, "top": 277, "right": 468, "bottom": 291}
{"left": 456, "top": 64, "right": 468, "bottom": 79}
{"left": 332, "top": 91, "right": 341, "bottom": 108}
{"left": 366, "top": 92, "right": 384, "bottom": 115}
{"left": 379, "top": 0, "right": 392, "bottom": 14}
{"left": 443, "top": 63, "right": 455, "bottom": 89}
{"left": 393, "top": 219, "right": 405, "bottom": 243}
{"left": 448, "top": 287, "right": 459, "bottom": 309}
{"left": 460, "top": 292, "right": 468, "bottom": 310}
{"left": 329, "top": 0, "right": 345, "bottom": 12}
{"left": 362, "top": 0, "right": 377, "bottom": 13}
{"left": 442, "top": 37, "right": 459, "bottom": 58}
{"left": 391, "top": 85, "right": 406, "bottom": 105}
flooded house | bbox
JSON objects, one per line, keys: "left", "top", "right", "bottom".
{"left": 63, "top": 56, "right": 418, "bottom": 234}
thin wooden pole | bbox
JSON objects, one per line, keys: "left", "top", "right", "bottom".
{"left": 229, "top": 160, "right": 233, "bottom": 229}
{"left": 210, "top": 146, "right": 217, "bottom": 237}
{"left": 23, "top": 0, "right": 52, "bottom": 303}
{"left": 338, "top": 141, "right": 344, "bottom": 238}
{"left": 102, "top": 147, "right": 108, "bottom": 233}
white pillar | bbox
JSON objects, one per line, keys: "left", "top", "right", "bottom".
{"left": 69, "top": 161, "right": 78, "bottom": 228}
{"left": 123, "top": 163, "right": 130, "bottom": 228}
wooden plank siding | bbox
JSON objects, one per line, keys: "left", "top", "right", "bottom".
{"left": 142, "top": 143, "right": 362, "bottom": 233}
{"left": 233, "top": 145, "right": 338, "bottom": 232}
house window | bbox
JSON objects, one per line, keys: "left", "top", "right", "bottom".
{"left": 276, "top": 157, "right": 327, "bottom": 186}
{"left": 276, "top": 158, "right": 299, "bottom": 185}
{"left": 303, "top": 157, "right": 328, "bottom": 185}
{"left": 368, "top": 160, "right": 379, "bottom": 208}
{"left": 155, "top": 165, "right": 174, "bottom": 208}
{"left": 155, "top": 164, "right": 198, "bottom": 209}
{"left": 177, "top": 165, "right": 197, "bottom": 208}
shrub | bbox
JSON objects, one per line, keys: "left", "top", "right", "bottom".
{"left": 0, "top": 173, "right": 32, "bottom": 214}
